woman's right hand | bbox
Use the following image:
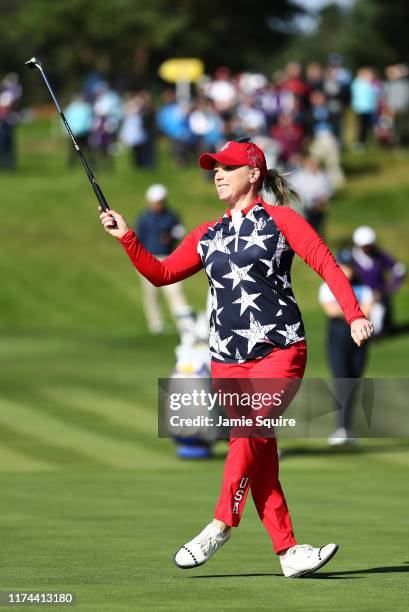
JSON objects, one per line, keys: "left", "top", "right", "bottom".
{"left": 99, "top": 207, "right": 130, "bottom": 240}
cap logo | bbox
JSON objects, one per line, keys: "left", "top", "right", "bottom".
{"left": 219, "top": 141, "right": 232, "bottom": 152}
{"left": 246, "top": 144, "right": 263, "bottom": 169}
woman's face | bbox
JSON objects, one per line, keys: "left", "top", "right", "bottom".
{"left": 213, "top": 163, "right": 259, "bottom": 204}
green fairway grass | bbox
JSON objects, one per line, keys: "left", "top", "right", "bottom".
{"left": 0, "top": 119, "right": 408, "bottom": 610}
{"left": 1, "top": 439, "right": 408, "bottom": 611}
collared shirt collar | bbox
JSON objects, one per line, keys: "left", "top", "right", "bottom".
{"left": 225, "top": 195, "right": 263, "bottom": 218}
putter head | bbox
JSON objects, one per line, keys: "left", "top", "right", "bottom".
{"left": 25, "top": 57, "right": 42, "bottom": 70}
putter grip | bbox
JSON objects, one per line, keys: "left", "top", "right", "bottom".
{"left": 92, "top": 180, "right": 110, "bottom": 212}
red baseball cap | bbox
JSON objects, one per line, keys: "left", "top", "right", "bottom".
{"left": 199, "top": 140, "right": 268, "bottom": 176}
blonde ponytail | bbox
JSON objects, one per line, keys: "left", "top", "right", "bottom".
{"left": 262, "top": 168, "right": 300, "bottom": 207}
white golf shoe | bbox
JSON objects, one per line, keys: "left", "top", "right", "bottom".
{"left": 328, "top": 427, "right": 355, "bottom": 446}
{"left": 173, "top": 523, "right": 231, "bottom": 569}
{"left": 280, "top": 543, "right": 338, "bottom": 578}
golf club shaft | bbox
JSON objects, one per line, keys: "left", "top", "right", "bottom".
{"left": 37, "top": 65, "right": 110, "bottom": 212}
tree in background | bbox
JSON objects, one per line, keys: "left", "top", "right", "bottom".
{"left": 3, "top": 0, "right": 407, "bottom": 100}
{"left": 0, "top": 0, "right": 190, "bottom": 92}
{"left": 0, "top": 0, "right": 302, "bottom": 99}
{"left": 272, "top": 0, "right": 409, "bottom": 73}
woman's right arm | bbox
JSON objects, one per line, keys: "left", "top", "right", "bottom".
{"left": 100, "top": 208, "right": 208, "bottom": 286}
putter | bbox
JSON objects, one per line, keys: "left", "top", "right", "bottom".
{"left": 25, "top": 57, "right": 112, "bottom": 214}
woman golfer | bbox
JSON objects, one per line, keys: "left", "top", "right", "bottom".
{"left": 100, "top": 139, "right": 373, "bottom": 578}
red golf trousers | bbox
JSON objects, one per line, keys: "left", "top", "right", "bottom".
{"left": 211, "top": 340, "right": 307, "bottom": 554}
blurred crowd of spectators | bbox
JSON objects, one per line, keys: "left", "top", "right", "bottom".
{"left": 23, "top": 58, "right": 396, "bottom": 236}
{"left": 0, "top": 72, "right": 22, "bottom": 170}
{"left": 1, "top": 57, "right": 408, "bottom": 244}
{"left": 114, "top": 58, "right": 409, "bottom": 177}
{"left": 51, "top": 59, "right": 409, "bottom": 235}
{"left": 2, "top": 57, "right": 409, "bottom": 176}
{"left": 2, "top": 59, "right": 409, "bottom": 227}
{"left": 50, "top": 59, "right": 408, "bottom": 176}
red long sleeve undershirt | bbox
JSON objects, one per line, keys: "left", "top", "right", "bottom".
{"left": 118, "top": 203, "right": 365, "bottom": 326}
{"left": 118, "top": 219, "right": 209, "bottom": 285}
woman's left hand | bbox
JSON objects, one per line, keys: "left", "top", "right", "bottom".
{"left": 351, "top": 318, "right": 374, "bottom": 347}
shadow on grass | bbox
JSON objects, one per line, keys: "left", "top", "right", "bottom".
{"left": 189, "top": 573, "right": 359, "bottom": 580}
{"left": 199, "top": 440, "right": 409, "bottom": 462}
{"left": 279, "top": 440, "right": 409, "bottom": 459}
{"left": 189, "top": 563, "right": 409, "bottom": 580}
{"left": 343, "top": 161, "right": 382, "bottom": 178}
{"left": 309, "top": 564, "right": 409, "bottom": 578}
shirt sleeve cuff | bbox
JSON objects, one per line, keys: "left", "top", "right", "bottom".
{"left": 117, "top": 229, "right": 136, "bottom": 246}
{"left": 348, "top": 313, "right": 367, "bottom": 325}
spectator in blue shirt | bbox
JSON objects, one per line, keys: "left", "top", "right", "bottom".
{"left": 157, "top": 90, "right": 193, "bottom": 166}
{"left": 351, "top": 68, "right": 379, "bottom": 149}
{"left": 64, "top": 95, "right": 93, "bottom": 166}
{"left": 134, "top": 184, "right": 194, "bottom": 334}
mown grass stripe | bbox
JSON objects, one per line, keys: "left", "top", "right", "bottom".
{"left": 0, "top": 422, "right": 104, "bottom": 470}
{"left": 0, "top": 441, "right": 56, "bottom": 472}
{"left": 29, "top": 387, "right": 170, "bottom": 458}
{"left": 42, "top": 387, "right": 157, "bottom": 433}
{"left": 0, "top": 398, "right": 166, "bottom": 469}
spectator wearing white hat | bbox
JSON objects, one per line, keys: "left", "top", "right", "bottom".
{"left": 134, "top": 184, "right": 193, "bottom": 334}
{"left": 288, "top": 155, "right": 334, "bottom": 237}
{"left": 352, "top": 226, "right": 406, "bottom": 335}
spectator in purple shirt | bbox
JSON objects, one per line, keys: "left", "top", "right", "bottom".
{"left": 352, "top": 226, "right": 406, "bottom": 335}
